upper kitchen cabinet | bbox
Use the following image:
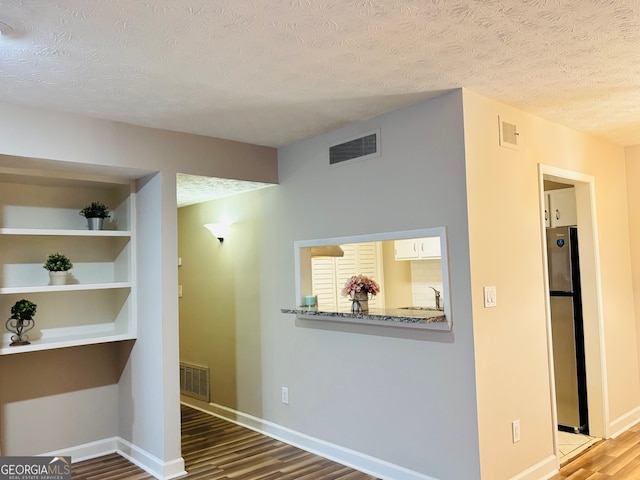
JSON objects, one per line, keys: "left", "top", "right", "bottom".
{"left": 546, "top": 188, "right": 577, "bottom": 227}
{"left": 0, "top": 168, "right": 136, "bottom": 354}
{"left": 394, "top": 237, "right": 441, "bottom": 260}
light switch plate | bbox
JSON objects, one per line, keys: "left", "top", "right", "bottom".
{"left": 483, "top": 286, "right": 497, "bottom": 308}
{"left": 512, "top": 419, "right": 521, "bottom": 442}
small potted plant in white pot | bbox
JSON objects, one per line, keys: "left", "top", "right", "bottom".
{"left": 79, "top": 201, "right": 110, "bottom": 230}
{"left": 6, "top": 298, "right": 37, "bottom": 346}
{"left": 43, "top": 252, "right": 73, "bottom": 285}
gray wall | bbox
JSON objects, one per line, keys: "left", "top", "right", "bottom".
{"left": 265, "top": 90, "right": 479, "bottom": 479}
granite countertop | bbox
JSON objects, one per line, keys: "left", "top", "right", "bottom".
{"left": 281, "top": 306, "right": 449, "bottom": 330}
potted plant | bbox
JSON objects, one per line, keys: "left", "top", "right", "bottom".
{"left": 6, "top": 299, "right": 37, "bottom": 346}
{"left": 79, "top": 201, "right": 110, "bottom": 230}
{"left": 43, "top": 252, "right": 73, "bottom": 285}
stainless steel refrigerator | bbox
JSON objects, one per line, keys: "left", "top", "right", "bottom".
{"left": 547, "top": 226, "right": 588, "bottom": 434}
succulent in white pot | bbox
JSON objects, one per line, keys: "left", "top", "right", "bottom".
{"left": 43, "top": 252, "right": 73, "bottom": 285}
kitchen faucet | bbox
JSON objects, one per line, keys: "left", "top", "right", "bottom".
{"left": 429, "top": 286, "right": 442, "bottom": 310}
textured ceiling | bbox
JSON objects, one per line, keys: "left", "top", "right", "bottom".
{"left": 176, "top": 173, "right": 274, "bottom": 207}
{"left": 1, "top": 0, "right": 639, "bottom": 150}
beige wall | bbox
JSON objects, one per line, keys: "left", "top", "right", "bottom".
{"left": 464, "top": 89, "right": 640, "bottom": 478}
{"left": 626, "top": 145, "right": 640, "bottom": 378}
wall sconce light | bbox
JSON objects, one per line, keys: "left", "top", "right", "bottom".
{"left": 204, "top": 223, "right": 231, "bottom": 242}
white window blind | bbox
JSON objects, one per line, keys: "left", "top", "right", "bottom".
{"left": 311, "top": 242, "right": 385, "bottom": 311}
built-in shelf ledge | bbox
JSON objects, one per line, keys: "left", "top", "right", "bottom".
{"left": 0, "top": 323, "right": 136, "bottom": 355}
{"left": 281, "top": 307, "right": 451, "bottom": 331}
{"left": 0, "top": 228, "right": 131, "bottom": 237}
{"left": 0, "top": 282, "right": 132, "bottom": 295}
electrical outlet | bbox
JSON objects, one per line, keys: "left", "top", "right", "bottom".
{"left": 512, "top": 419, "right": 521, "bottom": 443}
{"left": 281, "top": 387, "right": 289, "bottom": 405}
{"left": 483, "top": 286, "right": 497, "bottom": 308}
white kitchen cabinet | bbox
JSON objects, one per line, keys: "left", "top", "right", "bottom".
{"left": 394, "top": 237, "right": 441, "bottom": 261}
{"left": 544, "top": 193, "right": 551, "bottom": 228}
{"left": 547, "top": 188, "right": 577, "bottom": 227}
{"left": 0, "top": 169, "right": 136, "bottom": 354}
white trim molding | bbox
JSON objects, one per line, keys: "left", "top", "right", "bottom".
{"left": 508, "top": 455, "right": 557, "bottom": 480}
{"left": 42, "top": 436, "right": 186, "bottom": 480}
{"left": 609, "top": 405, "right": 640, "bottom": 438}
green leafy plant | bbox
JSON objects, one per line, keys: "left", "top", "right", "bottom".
{"left": 10, "top": 299, "right": 37, "bottom": 321}
{"left": 43, "top": 252, "right": 73, "bottom": 272}
{"left": 79, "top": 201, "right": 110, "bottom": 219}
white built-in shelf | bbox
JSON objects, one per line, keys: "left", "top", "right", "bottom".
{"left": 0, "top": 228, "right": 131, "bottom": 237}
{"left": 0, "top": 282, "right": 132, "bottom": 295}
{"left": 0, "top": 166, "right": 137, "bottom": 355}
{"left": 0, "top": 323, "right": 136, "bottom": 355}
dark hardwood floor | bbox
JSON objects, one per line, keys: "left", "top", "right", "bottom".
{"left": 72, "top": 404, "right": 378, "bottom": 479}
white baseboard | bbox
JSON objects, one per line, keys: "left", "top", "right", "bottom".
{"left": 42, "top": 436, "right": 186, "bottom": 480}
{"left": 42, "top": 436, "right": 119, "bottom": 463}
{"left": 508, "top": 455, "right": 557, "bottom": 480}
{"left": 182, "top": 399, "right": 438, "bottom": 480}
{"left": 609, "top": 405, "right": 640, "bottom": 438}
{"left": 117, "top": 437, "right": 186, "bottom": 480}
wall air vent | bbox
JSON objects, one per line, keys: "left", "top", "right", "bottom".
{"left": 179, "top": 362, "right": 210, "bottom": 402}
{"left": 498, "top": 116, "right": 519, "bottom": 150}
{"left": 329, "top": 129, "right": 380, "bottom": 166}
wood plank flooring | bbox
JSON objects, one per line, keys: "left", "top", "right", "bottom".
{"left": 72, "top": 404, "right": 378, "bottom": 479}
{"left": 72, "top": 405, "right": 640, "bottom": 479}
{"left": 550, "top": 423, "right": 640, "bottom": 479}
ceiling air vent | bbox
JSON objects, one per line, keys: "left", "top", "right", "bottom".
{"left": 329, "top": 129, "right": 380, "bottom": 166}
{"left": 498, "top": 116, "right": 519, "bottom": 150}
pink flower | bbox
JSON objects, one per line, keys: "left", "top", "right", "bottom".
{"left": 341, "top": 274, "right": 381, "bottom": 297}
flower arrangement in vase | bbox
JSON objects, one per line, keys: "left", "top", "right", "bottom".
{"left": 341, "top": 274, "right": 380, "bottom": 313}
{"left": 43, "top": 252, "right": 73, "bottom": 285}
{"left": 6, "top": 299, "right": 37, "bottom": 346}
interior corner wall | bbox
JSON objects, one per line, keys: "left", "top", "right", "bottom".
{"left": 463, "top": 89, "right": 640, "bottom": 479}
{"left": 626, "top": 145, "right": 640, "bottom": 378}
{"left": 269, "top": 90, "right": 480, "bottom": 480}
{"left": 0, "top": 102, "right": 277, "bottom": 468}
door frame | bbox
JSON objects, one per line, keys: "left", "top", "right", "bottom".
{"left": 538, "top": 164, "right": 609, "bottom": 459}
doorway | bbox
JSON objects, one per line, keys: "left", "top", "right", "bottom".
{"left": 538, "top": 165, "right": 608, "bottom": 462}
